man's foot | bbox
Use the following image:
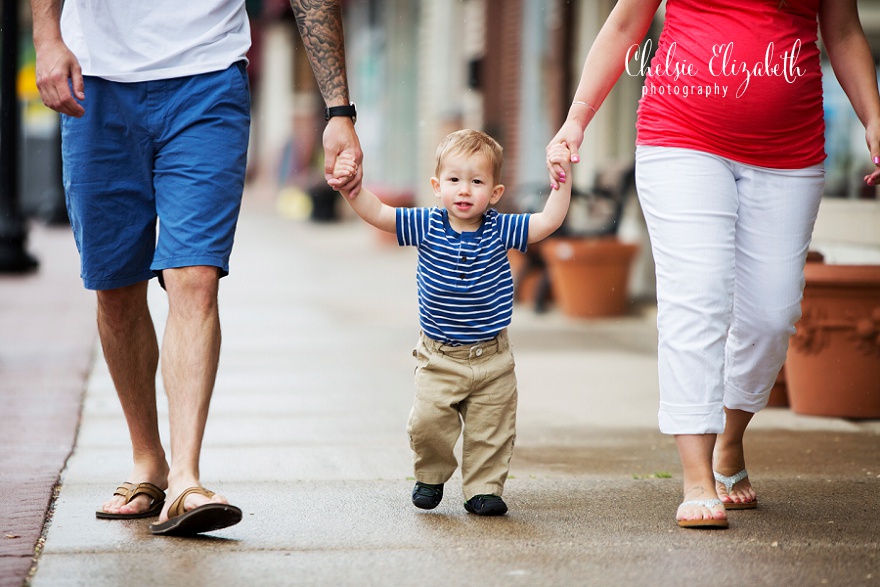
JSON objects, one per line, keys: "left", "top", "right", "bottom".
{"left": 464, "top": 494, "right": 508, "bottom": 516}
{"left": 155, "top": 483, "right": 232, "bottom": 525}
{"left": 412, "top": 482, "right": 444, "bottom": 510}
{"left": 97, "top": 463, "right": 168, "bottom": 518}
{"left": 95, "top": 482, "right": 166, "bottom": 519}
{"left": 150, "top": 486, "right": 241, "bottom": 536}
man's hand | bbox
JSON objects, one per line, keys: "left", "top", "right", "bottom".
{"left": 324, "top": 117, "right": 363, "bottom": 197}
{"left": 329, "top": 152, "right": 359, "bottom": 199}
{"left": 35, "top": 38, "right": 85, "bottom": 117}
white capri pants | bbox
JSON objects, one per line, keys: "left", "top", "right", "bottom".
{"left": 635, "top": 146, "right": 824, "bottom": 435}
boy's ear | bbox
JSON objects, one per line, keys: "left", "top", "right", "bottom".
{"left": 489, "top": 184, "right": 505, "bottom": 205}
{"left": 430, "top": 177, "right": 441, "bottom": 196}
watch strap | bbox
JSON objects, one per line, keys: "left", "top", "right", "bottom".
{"left": 325, "top": 103, "right": 357, "bottom": 122}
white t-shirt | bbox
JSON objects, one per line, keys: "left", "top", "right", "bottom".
{"left": 60, "top": 0, "right": 251, "bottom": 82}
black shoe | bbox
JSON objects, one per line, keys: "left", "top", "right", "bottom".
{"left": 464, "top": 494, "right": 508, "bottom": 516}
{"left": 412, "top": 482, "right": 444, "bottom": 509}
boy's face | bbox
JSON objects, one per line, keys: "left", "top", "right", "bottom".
{"left": 430, "top": 151, "right": 504, "bottom": 232}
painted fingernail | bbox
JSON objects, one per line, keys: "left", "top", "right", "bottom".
{"left": 874, "top": 156, "right": 880, "bottom": 165}
{"left": 560, "top": 172, "right": 566, "bottom": 179}
{"left": 572, "top": 155, "right": 580, "bottom": 163}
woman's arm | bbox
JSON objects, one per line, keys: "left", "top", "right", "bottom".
{"left": 820, "top": 0, "right": 880, "bottom": 185}
{"left": 547, "top": 0, "right": 662, "bottom": 185}
{"left": 529, "top": 144, "right": 573, "bottom": 243}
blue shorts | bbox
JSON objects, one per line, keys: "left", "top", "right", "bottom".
{"left": 61, "top": 62, "right": 250, "bottom": 290}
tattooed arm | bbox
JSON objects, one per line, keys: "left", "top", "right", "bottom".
{"left": 290, "top": 0, "right": 363, "bottom": 196}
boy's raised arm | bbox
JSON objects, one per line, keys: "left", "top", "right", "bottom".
{"left": 332, "top": 156, "right": 397, "bottom": 233}
{"left": 527, "top": 144, "right": 573, "bottom": 243}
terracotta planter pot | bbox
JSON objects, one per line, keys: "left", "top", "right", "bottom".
{"left": 508, "top": 245, "right": 553, "bottom": 307}
{"left": 767, "top": 252, "right": 823, "bottom": 410}
{"left": 540, "top": 237, "right": 639, "bottom": 318}
{"left": 785, "top": 264, "right": 880, "bottom": 419}
{"left": 766, "top": 367, "right": 789, "bottom": 408}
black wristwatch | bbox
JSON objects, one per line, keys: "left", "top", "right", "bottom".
{"left": 324, "top": 103, "right": 357, "bottom": 123}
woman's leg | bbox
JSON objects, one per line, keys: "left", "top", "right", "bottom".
{"left": 675, "top": 434, "right": 728, "bottom": 524}
{"left": 714, "top": 408, "right": 756, "bottom": 505}
{"left": 717, "top": 162, "right": 824, "bottom": 504}
{"left": 636, "top": 146, "right": 739, "bottom": 525}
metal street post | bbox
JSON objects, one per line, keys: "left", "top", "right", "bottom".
{"left": 0, "top": 0, "right": 39, "bottom": 272}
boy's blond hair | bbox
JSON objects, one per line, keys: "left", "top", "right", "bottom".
{"left": 434, "top": 129, "right": 504, "bottom": 185}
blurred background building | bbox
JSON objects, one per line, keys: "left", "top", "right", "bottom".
{"left": 245, "top": 0, "right": 880, "bottom": 298}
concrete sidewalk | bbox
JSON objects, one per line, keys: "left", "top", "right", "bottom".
{"left": 0, "top": 222, "right": 94, "bottom": 587}
{"left": 8, "top": 190, "right": 880, "bottom": 586}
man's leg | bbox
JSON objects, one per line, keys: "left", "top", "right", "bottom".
{"left": 146, "top": 64, "right": 250, "bottom": 526}
{"left": 96, "top": 281, "right": 169, "bottom": 515}
{"left": 156, "top": 265, "right": 230, "bottom": 521}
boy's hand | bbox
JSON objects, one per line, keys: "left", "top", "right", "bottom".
{"left": 546, "top": 143, "right": 573, "bottom": 191}
{"left": 329, "top": 153, "right": 360, "bottom": 198}
{"left": 546, "top": 119, "right": 583, "bottom": 190}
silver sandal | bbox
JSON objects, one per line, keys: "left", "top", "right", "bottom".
{"left": 714, "top": 469, "right": 758, "bottom": 510}
{"left": 677, "top": 498, "right": 729, "bottom": 529}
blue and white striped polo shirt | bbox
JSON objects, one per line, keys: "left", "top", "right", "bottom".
{"left": 397, "top": 206, "right": 530, "bottom": 345}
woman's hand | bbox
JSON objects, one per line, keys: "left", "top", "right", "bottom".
{"left": 546, "top": 119, "right": 584, "bottom": 190}
{"left": 864, "top": 119, "right": 880, "bottom": 187}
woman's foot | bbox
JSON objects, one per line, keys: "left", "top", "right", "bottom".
{"left": 713, "top": 469, "right": 757, "bottom": 509}
{"left": 714, "top": 413, "right": 758, "bottom": 509}
{"left": 676, "top": 486, "right": 729, "bottom": 528}
{"left": 674, "top": 434, "right": 729, "bottom": 528}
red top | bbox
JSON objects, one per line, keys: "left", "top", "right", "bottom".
{"left": 635, "top": 0, "right": 825, "bottom": 169}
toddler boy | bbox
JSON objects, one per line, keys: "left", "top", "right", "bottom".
{"left": 331, "top": 129, "right": 572, "bottom": 515}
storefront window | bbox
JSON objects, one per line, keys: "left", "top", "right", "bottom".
{"left": 822, "top": 62, "right": 880, "bottom": 199}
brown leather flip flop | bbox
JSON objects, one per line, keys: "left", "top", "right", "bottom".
{"left": 149, "top": 487, "right": 242, "bottom": 536}
{"left": 95, "top": 482, "right": 166, "bottom": 519}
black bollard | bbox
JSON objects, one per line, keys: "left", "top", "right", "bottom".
{"left": 0, "top": 0, "right": 39, "bottom": 272}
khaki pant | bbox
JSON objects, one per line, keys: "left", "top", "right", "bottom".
{"left": 407, "top": 330, "right": 517, "bottom": 500}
